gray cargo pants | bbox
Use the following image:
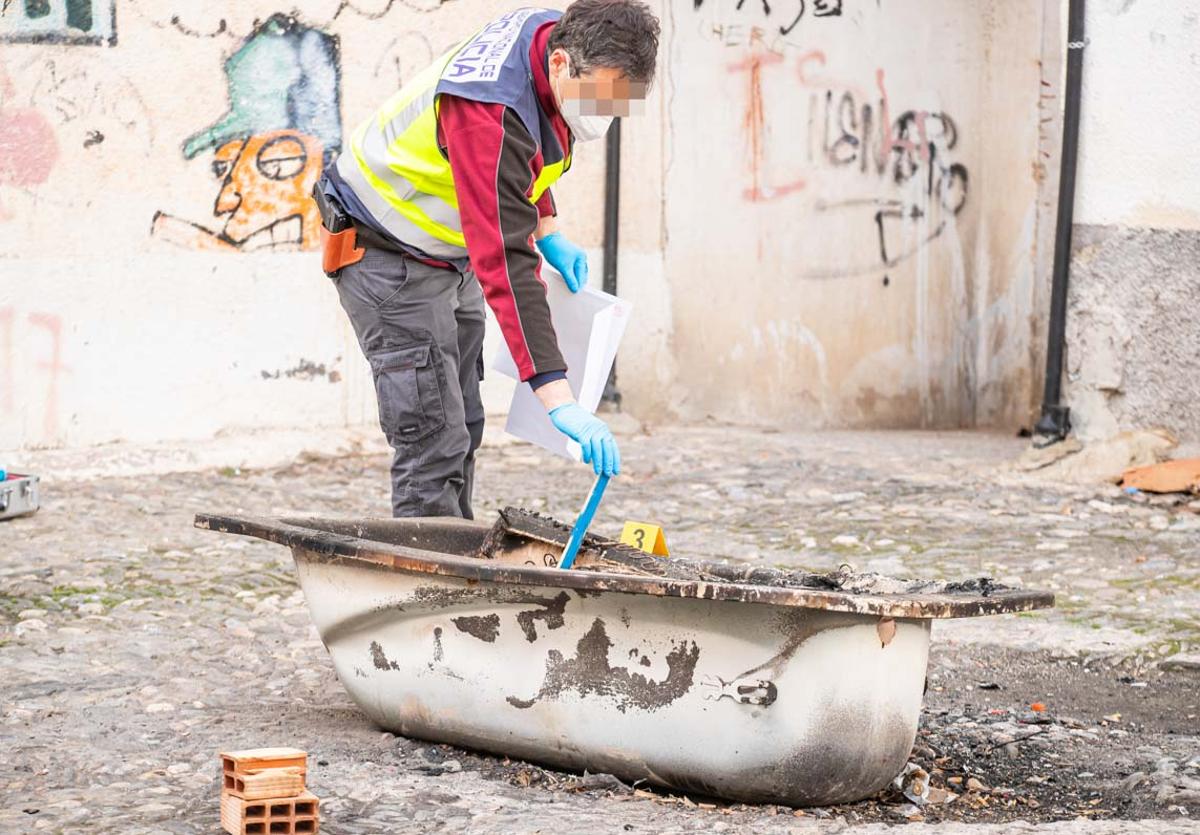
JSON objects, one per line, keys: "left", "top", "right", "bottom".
{"left": 331, "top": 246, "right": 486, "bottom": 519}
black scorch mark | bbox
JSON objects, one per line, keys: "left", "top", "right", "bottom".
{"left": 369, "top": 641, "right": 399, "bottom": 671}
{"left": 507, "top": 618, "right": 700, "bottom": 713}
{"left": 516, "top": 591, "right": 570, "bottom": 642}
{"left": 453, "top": 614, "right": 500, "bottom": 643}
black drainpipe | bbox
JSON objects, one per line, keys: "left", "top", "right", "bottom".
{"left": 1034, "top": 0, "right": 1087, "bottom": 443}
{"left": 601, "top": 117, "right": 622, "bottom": 407}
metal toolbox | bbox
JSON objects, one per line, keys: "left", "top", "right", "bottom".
{"left": 0, "top": 474, "right": 40, "bottom": 521}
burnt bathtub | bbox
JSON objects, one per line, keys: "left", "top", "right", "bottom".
{"left": 195, "top": 513, "right": 1053, "bottom": 806}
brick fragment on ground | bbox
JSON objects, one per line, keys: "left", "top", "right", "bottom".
{"left": 225, "top": 766, "right": 305, "bottom": 800}
{"left": 222, "top": 747, "right": 308, "bottom": 779}
{"left": 221, "top": 789, "right": 319, "bottom": 835}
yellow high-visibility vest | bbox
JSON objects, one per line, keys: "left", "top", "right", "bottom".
{"left": 335, "top": 8, "right": 570, "bottom": 258}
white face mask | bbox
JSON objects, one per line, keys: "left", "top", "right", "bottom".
{"left": 552, "top": 53, "right": 615, "bottom": 142}
{"left": 564, "top": 111, "right": 613, "bottom": 142}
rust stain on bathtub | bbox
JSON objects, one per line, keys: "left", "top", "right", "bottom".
{"left": 507, "top": 618, "right": 700, "bottom": 713}
{"left": 877, "top": 618, "right": 897, "bottom": 647}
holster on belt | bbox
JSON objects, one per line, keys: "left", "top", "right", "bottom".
{"left": 320, "top": 225, "right": 365, "bottom": 275}
{"left": 313, "top": 178, "right": 366, "bottom": 277}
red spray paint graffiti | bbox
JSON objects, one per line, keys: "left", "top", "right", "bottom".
{"left": 28, "top": 312, "right": 67, "bottom": 438}
{"left": 0, "top": 307, "right": 13, "bottom": 414}
{"left": 728, "top": 49, "right": 805, "bottom": 203}
{"left": 0, "top": 308, "right": 69, "bottom": 438}
{"left": 0, "top": 65, "right": 60, "bottom": 220}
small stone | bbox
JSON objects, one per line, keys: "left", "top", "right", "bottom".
{"left": 1160, "top": 653, "right": 1200, "bottom": 672}
{"left": 76, "top": 603, "right": 104, "bottom": 616}
{"left": 1048, "top": 527, "right": 1088, "bottom": 538}
{"left": 927, "top": 787, "right": 957, "bottom": 804}
{"left": 18, "top": 609, "right": 48, "bottom": 619}
{"left": 1035, "top": 541, "right": 1069, "bottom": 551}
{"left": 134, "top": 802, "right": 175, "bottom": 816}
{"left": 420, "top": 758, "right": 463, "bottom": 776}
{"left": 16, "top": 619, "right": 48, "bottom": 632}
{"left": 831, "top": 534, "right": 860, "bottom": 547}
{"left": 223, "top": 619, "right": 254, "bottom": 640}
{"left": 966, "top": 777, "right": 986, "bottom": 792}
{"left": 145, "top": 702, "right": 175, "bottom": 713}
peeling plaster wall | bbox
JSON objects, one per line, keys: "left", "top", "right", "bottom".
{"left": 1066, "top": 226, "right": 1200, "bottom": 442}
{"left": 619, "top": 0, "right": 1057, "bottom": 430}
{"left": 1065, "top": 0, "right": 1200, "bottom": 442}
{"left": 0, "top": 0, "right": 616, "bottom": 450}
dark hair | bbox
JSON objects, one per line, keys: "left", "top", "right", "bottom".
{"left": 548, "top": 0, "right": 661, "bottom": 86}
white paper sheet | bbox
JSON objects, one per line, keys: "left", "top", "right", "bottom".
{"left": 492, "top": 270, "right": 632, "bottom": 460}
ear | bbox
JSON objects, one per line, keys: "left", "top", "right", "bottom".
{"left": 548, "top": 48, "right": 569, "bottom": 76}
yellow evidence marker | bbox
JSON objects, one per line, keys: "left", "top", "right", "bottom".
{"left": 620, "top": 522, "right": 669, "bottom": 556}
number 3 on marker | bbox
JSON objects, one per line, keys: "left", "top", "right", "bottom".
{"left": 620, "top": 521, "right": 669, "bottom": 556}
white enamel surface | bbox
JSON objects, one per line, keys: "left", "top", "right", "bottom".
{"left": 295, "top": 551, "right": 931, "bottom": 805}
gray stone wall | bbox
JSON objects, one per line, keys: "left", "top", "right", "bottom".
{"left": 1065, "top": 225, "right": 1200, "bottom": 442}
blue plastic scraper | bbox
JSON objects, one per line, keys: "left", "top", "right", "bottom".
{"left": 558, "top": 473, "right": 610, "bottom": 570}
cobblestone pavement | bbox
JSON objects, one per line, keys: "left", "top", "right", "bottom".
{"left": 3, "top": 426, "right": 1198, "bottom": 833}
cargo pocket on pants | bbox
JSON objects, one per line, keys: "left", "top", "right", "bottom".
{"left": 370, "top": 343, "right": 446, "bottom": 445}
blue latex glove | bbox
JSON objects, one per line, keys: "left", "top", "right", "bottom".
{"left": 535, "top": 232, "right": 587, "bottom": 293}
{"left": 549, "top": 403, "right": 620, "bottom": 476}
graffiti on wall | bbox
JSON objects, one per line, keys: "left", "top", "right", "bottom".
{"left": 0, "top": 65, "right": 58, "bottom": 218}
{"left": 129, "top": 0, "right": 454, "bottom": 41}
{"left": 1, "top": 57, "right": 153, "bottom": 221}
{"left": 373, "top": 29, "right": 436, "bottom": 87}
{"left": 151, "top": 14, "right": 341, "bottom": 253}
{"left": 694, "top": 0, "right": 842, "bottom": 41}
{"left": 727, "top": 48, "right": 970, "bottom": 279}
{"left": 0, "top": 0, "right": 115, "bottom": 45}
{"left": 810, "top": 67, "right": 969, "bottom": 273}
{"left": 0, "top": 307, "right": 68, "bottom": 438}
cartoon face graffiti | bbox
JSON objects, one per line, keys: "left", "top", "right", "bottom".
{"left": 208, "top": 130, "right": 325, "bottom": 250}
{"left": 151, "top": 14, "right": 340, "bottom": 253}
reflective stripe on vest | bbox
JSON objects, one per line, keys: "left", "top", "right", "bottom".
{"left": 336, "top": 45, "right": 466, "bottom": 257}
{"left": 336, "top": 27, "right": 569, "bottom": 258}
